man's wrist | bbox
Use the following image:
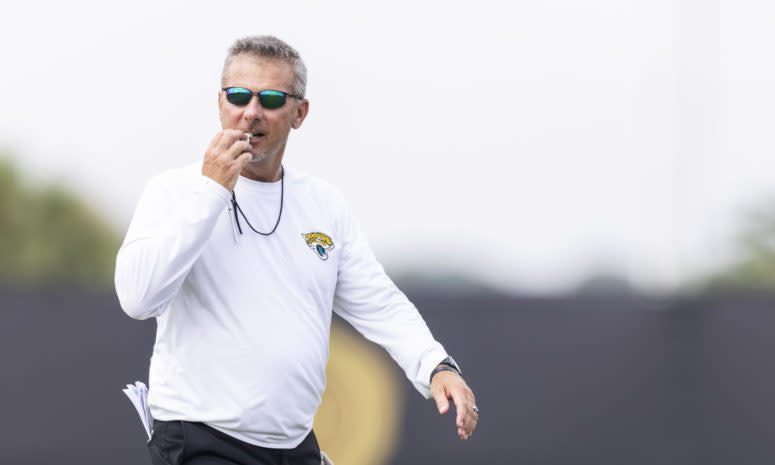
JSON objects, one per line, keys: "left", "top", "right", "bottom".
{"left": 430, "top": 356, "right": 462, "bottom": 384}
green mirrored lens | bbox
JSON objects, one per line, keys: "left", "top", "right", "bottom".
{"left": 226, "top": 88, "right": 252, "bottom": 106}
{"left": 258, "top": 91, "right": 286, "bottom": 109}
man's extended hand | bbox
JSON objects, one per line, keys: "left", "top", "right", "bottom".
{"left": 430, "top": 369, "right": 478, "bottom": 440}
{"left": 202, "top": 129, "right": 253, "bottom": 191}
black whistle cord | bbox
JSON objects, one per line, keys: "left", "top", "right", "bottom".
{"left": 230, "top": 166, "right": 284, "bottom": 236}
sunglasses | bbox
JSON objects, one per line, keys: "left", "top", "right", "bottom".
{"left": 222, "top": 87, "right": 303, "bottom": 109}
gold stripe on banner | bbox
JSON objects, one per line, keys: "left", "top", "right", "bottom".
{"left": 313, "top": 322, "right": 404, "bottom": 465}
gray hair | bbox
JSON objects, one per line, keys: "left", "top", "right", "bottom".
{"left": 222, "top": 35, "right": 307, "bottom": 98}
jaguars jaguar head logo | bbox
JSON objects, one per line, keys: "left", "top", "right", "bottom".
{"left": 302, "top": 232, "right": 335, "bottom": 260}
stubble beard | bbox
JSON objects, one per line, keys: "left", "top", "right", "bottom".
{"left": 247, "top": 109, "right": 297, "bottom": 165}
{"left": 248, "top": 151, "right": 272, "bottom": 164}
{"left": 247, "top": 134, "right": 288, "bottom": 165}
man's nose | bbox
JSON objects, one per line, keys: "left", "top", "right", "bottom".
{"left": 242, "top": 95, "right": 264, "bottom": 120}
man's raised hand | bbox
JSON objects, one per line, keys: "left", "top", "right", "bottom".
{"left": 202, "top": 129, "right": 253, "bottom": 191}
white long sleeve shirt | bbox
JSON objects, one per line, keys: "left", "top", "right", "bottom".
{"left": 115, "top": 162, "right": 449, "bottom": 448}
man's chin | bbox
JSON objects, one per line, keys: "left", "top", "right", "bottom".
{"left": 247, "top": 152, "right": 270, "bottom": 164}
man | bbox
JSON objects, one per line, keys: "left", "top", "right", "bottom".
{"left": 115, "top": 35, "right": 478, "bottom": 465}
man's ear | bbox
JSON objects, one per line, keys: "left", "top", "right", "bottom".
{"left": 292, "top": 99, "right": 310, "bottom": 129}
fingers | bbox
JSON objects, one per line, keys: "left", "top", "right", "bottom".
{"left": 430, "top": 374, "right": 450, "bottom": 414}
{"left": 226, "top": 140, "right": 253, "bottom": 162}
{"left": 236, "top": 151, "right": 253, "bottom": 166}
{"left": 432, "top": 372, "right": 479, "bottom": 440}
{"left": 215, "top": 130, "right": 251, "bottom": 160}
{"left": 451, "top": 389, "right": 467, "bottom": 432}
{"left": 202, "top": 129, "right": 253, "bottom": 191}
{"left": 450, "top": 387, "right": 477, "bottom": 440}
{"left": 432, "top": 387, "right": 450, "bottom": 415}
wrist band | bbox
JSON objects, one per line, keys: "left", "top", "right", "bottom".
{"left": 430, "top": 365, "right": 461, "bottom": 384}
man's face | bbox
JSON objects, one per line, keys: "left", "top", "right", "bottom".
{"left": 219, "top": 54, "right": 308, "bottom": 164}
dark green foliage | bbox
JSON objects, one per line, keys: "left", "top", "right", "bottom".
{"left": 0, "top": 155, "right": 121, "bottom": 290}
{"left": 704, "top": 200, "right": 775, "bottom": 294}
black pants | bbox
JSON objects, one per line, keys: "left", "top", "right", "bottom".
{"left": 148, "top": 420, "right": 321, "bottom": 465}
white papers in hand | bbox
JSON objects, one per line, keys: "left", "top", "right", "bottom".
{"left": 122, "top": 381, "right": 153, "bottom": 439}
{"left": 321, "top": 451, "right": 335, "bottom": 465}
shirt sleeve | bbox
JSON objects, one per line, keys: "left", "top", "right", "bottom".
{"left": 115, "top": 170, "right": 232, "bottom": 320}
{"left": 332, "top": 203, "right": 448, "bottom": 398}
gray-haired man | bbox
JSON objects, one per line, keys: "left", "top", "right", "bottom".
{"left": 115, "top": 35, "right": 478, "bottom": 465}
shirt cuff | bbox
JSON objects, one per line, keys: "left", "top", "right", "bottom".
{"left": 199, "top": 175, "right": 232, "bottom": 204}
{"left": 415, "top": 347, "right": 451, "bottom": 398}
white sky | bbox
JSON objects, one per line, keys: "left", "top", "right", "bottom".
{"left": 1, "top": 0, "right": 774, "bottom": 294}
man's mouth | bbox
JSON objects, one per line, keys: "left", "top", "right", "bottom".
{"left": 247, "top": 131, "right": 266, "bottom": 142}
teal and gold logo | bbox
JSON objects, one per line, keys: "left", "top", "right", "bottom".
{"left": 302, "top": 232, "right": 335, "bottom": 260}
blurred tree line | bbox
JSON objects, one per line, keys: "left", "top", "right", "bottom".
{"left": 0, "top": 154, "right": 121, "bottom": 290}
{"left": 1, "top": 149, "right": 774, "bottom": 295}
{"left": 570, "top": 201, "right": 775, "bottom": 296}
{"left": 703, "top": 201, "right": 775, "bottom": 294}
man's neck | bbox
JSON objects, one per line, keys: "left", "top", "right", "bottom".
{"left": 240, "top": 157, "right": 284, "bottom": 183}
